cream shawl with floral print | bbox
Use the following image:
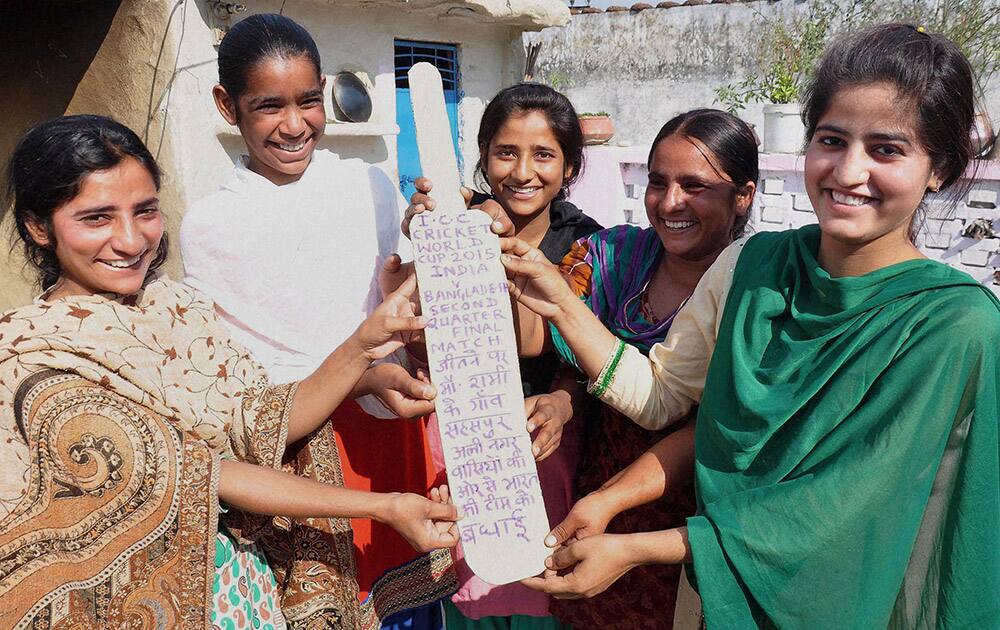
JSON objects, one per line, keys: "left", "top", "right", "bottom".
{"left": 0, "top": 275, "right": 296, "bottom": 628}
{"left": 0, "top": 275, "right": 455, "bottom": 629}
{"left": 0, "top": 273, "right": 291, "bottom": 489}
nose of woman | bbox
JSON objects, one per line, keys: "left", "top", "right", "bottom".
{"left": 832, "top": 144, "right": 872, "bottom": 188}
{"left": 110, "top": 216, "right": 147, "bottom": 256}
{"left": 278, "top": 106, "right": 308, "bottom": 139}
{"left": 657, "top": 183, "right": 687, "bottom": 215}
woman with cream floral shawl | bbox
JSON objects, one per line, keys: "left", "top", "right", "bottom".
{"left": 0, "top": 115, "right": 457, "bottom": 629}
{"left": 0, "top": 275, "right": 456, "bottom": 628}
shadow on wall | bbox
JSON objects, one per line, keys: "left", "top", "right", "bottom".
{"left": 0, "top": 0, "right": 123, "bottom": 311}
{"left": 0, "top": 0, "right": 122, "bottom": 173}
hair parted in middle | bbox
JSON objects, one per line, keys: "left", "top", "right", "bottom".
{"left": 475, "top": 83, "right": 585, "bottom": 199}
{"left": 217, "top": 13, "right": 322, "bottom": 104}
{"left": 649, "top": 108, "right": 759, "bottom": 239}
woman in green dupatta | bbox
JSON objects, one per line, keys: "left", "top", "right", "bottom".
{"left": 503, "top": 24, "right": 999, "bottom": 629}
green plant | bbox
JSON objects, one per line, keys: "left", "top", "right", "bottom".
{"left": 715, "top": 1, "right": 856, "bottom": 113}
{"left": 715, "top": 0, "right": 1000, "bottom": 114}
{"left": 578, "top": 111, "right": 610, "bottom": 117}
{"left": 885, "top": 0, "right": 1000, "bottom": 83}
{"left": 542, "top": 71, "right": 573, "bottom": 91}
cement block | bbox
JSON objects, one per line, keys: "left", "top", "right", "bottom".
{"left": 792, "top": 194, "right": 813, "bottom": 212}
{"left": 760, "top": 206, "right": 786, "bottom": 224}
{"left": 968, "top": 188, "right": 998, "bottom": 209}
{"left": 968, "top": 237, "right": 1000, "bottom": 252}
{"left": 926, "top": 218, "right": 959, "bottom": 231}
{"left": 960, "top": 248, "right": 991, "bottom": 267}
{"left": 923, "top": 218, "right": 961, "bottom": 236}
{"left": 761, "top": 193, "right": 792, "bottom": 209}
{"left": 762, "top": 178, "right": 785, "bottom": 195}
{"left": 924, "top": 200, "right": 959, "bottom": 220}
{"left": 961, "top": 203, "right": 1000, "bottom": 222}
{"left": 923, "top": 232, "right": 954, "bottom": 249}
{"left": 788, "top": 212, "right": 816, "bottom": 229}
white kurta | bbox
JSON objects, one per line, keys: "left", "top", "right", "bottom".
{"left": 180, "top": 150, "right": 410, "bottom": 416}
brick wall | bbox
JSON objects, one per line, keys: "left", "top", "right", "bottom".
{"left": 752, "top": 155, "right": 1000, "bottom": 293}
{"left": 578, "top": 147, "right": 1000, "bottom": 295}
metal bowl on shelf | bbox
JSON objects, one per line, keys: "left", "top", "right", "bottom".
{"left": 331, "top": 71, "right": 373, "bottom": 123}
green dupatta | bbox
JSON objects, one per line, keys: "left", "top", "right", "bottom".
{"left": 687, "top": 225, "right": 999, "bottom": 629}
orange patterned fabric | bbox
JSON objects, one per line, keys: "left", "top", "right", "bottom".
{"left": 559, "top": 239, "right": 594, "bottom": 301}
{"left": 0, "top": 371, "right": 218, "bottom": 628}
{"left": 0, "top": 276, "right": 447, "bottom": 628}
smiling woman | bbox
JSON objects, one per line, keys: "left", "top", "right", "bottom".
{"left": 180, "top": 14, "right": 458, "bottom": 630}
{"left": 214, "top": 56, "right": 326, "bottom": 186}
{"left": 543, "top": 109, "right": 757, "bottom": 630}
{"left": 27, "top": 158, "right": 163, "bottom": 298}
{"left": 504, "top": 24, "right": 999, "bottom": 630}
{"left": 212, "top": 15, "right": 325, "bottom": 186}
{"left": 0, "top": 114, "right": 461, "bottom": 629}
{"left": 9, "top": 115, "right": 168, "bottom": 294}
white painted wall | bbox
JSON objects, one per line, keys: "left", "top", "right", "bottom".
{"left": 165, "top": 0, "right": 528, "bottom": 212}
{"left": 527, "top": 1, "right": 1000, "bottom": 149}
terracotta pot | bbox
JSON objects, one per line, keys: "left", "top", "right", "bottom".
{"left": 579, "top": 115, "right": 614, "bottom": 145}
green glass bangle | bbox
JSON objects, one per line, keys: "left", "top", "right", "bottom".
{"left": 590, "top": 338, "right": 626, "bottom": 398}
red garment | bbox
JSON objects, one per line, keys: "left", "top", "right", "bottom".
{"left": 330, "top": 401, "right": 440, "bottom": 599}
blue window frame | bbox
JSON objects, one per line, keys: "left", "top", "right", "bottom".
{"left": 394, "top": 39, "right": 461, "bottom": 199}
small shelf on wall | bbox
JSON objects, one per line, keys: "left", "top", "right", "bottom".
{"left": 325, "top": 122, "right": 399, "bottom": 137}
{"left": 215, "top": 121, "right": 399, "bottom": 138}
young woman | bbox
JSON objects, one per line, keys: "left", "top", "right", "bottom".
{"left": 506, "top": 24, "right": 999, "bottom": 628}
{"left": 402, "top": 83, "right": 602, "bottom": 628}
{"left": 546, "top": 109, "right": 755, "bottom": 630}
{"left": 0, "top": 115, "right": 459, "bottom": 629}
{"left": 179, "top": 15, "right": 450, "bottom": 628}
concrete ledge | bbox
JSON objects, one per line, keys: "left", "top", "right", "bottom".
{"left": 307, "top": 0, "right": 569, "bottom": 28}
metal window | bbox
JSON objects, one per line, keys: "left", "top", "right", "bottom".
{"left": 394, "top": 40, "right": 458, "bottom": 90}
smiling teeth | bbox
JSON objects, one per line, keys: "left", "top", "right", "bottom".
{"left": 663, "top": 220, "right": 697, "bottom": 229}
{"left": 278, "top": 140, "right": 307, "bottom": 151}
{"left": 831, "top": 190, "right": 872, "bottom": 206}
{"left": 102, "top": 253, "right": 143, "bottom": 268}
{"left": 508, "top": 186, "right": 540, "bottom": 194}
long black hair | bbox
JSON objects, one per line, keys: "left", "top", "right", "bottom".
{"left": 476, "top": 83, "right": 585, "bottom": 199}
{"left": 649, "top": 109, "right": 758, "bottom": 239}
{"left": 803, "top": 23, "right": 976, "bottom": 196}
{"left": 217, "top": 13, "right": 322, "bottom": 104}
{"left": 5, "top": 114, "right": 166, "bottom": 290}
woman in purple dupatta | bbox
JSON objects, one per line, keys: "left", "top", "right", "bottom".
{"left": 548, "top": 110, "right": 757, "bottom": 629}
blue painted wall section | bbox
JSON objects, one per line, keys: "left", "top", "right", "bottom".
{"left": 395, "top": 40, "right": 462, "bottom": 200}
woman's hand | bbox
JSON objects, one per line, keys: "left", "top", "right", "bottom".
{"left": 544, "top": 490, "right": 617, "bottom": 547}
{"left": 377, "top": 485, "right": 461, "bottom": 553}
{"left": 352, "top": 274, "right": 425, "bottom": 362}
{"left": 401, "top": 177, "right": 514, "bottom": 238}
{"left": 354, "top": 363, "right": 436, "bottom": 418}
{"left": 500, "top": 237, "right": 576, "bottom": 321}
{"left": 378, "top": 254, "right": 417, "bottom": 303}
{"left": 520, "top": 534, "right": 639, "bottom": 599}
{"left": 525, "top": 390, "right": 572, "bottom": 461}
{"left": 378, "top": 255, "right": 429, "bottom": 359}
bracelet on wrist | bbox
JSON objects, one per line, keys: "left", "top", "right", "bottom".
{"left": 588, "top": 338, "right": 626, "bottom": 399}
